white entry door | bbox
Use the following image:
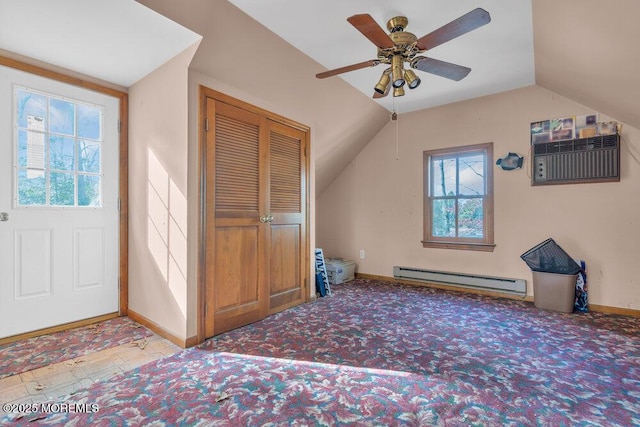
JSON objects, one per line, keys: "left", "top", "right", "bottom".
{"left": 0, "top": 65, "right": 120, "bottom": 339}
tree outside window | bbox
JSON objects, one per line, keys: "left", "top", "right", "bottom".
{"left": 423, "top": 143, "right": 494, "bottom": 251}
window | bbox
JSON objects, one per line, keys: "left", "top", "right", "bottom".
{"left": 423, "top": 142, "right": 494, "bottom": 251}
{"left": 15, "top": 87, "right": 103, "bottom": 207}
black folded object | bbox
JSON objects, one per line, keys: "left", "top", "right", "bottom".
{"left": 521, "top": 238, "right": 581, "bottom": 275}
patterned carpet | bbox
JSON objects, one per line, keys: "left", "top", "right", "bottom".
{"left": 0, "top": 316, "right": 152, "bottom": 379}
{"left": 3, "top": 279, "right": 640, "bottom": 426}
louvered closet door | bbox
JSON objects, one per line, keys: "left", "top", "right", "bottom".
{"left": 204, "top": 91, "right": 309, "bottom": 338}
{"left": 267, "top": 120, "right": 307, "bottom": 313}
{"left": 210, "top": 100, "right": 268, "bottom": 335}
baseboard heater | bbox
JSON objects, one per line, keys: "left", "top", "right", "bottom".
{"left": 393, "top": 266, "right": 526, "bottom": 296}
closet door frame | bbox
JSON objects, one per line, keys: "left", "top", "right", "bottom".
{"left": 197, "top": 86, "right": 311, "bottom": 342}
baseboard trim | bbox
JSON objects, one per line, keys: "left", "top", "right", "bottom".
{"left": 0, "top": 312, "right": 119, "bottom": 346}
{"left": 587, "top": 304, "right": 640, "bottom": 318}
{"left": 127, "top": 310, "right": 198, "bottom": 349}
{"left": 355, "top": 273, "right": 640, "bottom": 317}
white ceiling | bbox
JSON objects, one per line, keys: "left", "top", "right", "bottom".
{"left": 228, "top": 0, "right": 535, "bottom": 113}
{"left": 0, "top": 0, "right": 201, "bottom": 87}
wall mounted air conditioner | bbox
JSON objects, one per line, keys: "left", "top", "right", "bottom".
{"left": 532, "top": 134, "right": 620, "bottom": 185}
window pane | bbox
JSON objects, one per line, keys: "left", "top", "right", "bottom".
{"left": 17, "top": 90, "right": 47, "bottom": 130}
{"left": 78, "top": 175, "right": 101, "bottom": 207}
{"left": 77, "top": 104, "right": 102, "bottom": 140}
{"left": 17, "top": 130, "right": 29, "bottom": 167}
{"left": 458, "top": 198, "right": 484, "bottom": 238}
{"left": 79, "top": 141, "right": 101, "bottom": 173}
{"left": 49, "top": 136, "right": 75, "bottom": 171}
{"left": 49, "top": 98, "right": 75, "bottom": 136}
{"left": 17, "top": 169, "right": 46, "bottom": 205}
{"left": 459, "top": 154, "right": 485, "bottom": 196}
{"left": 432, "top": 199, "right": 455, "bottom": 237}
{"left": 432, "top": 158, "right": 456, "bottom": 196}
{"left": 50, "top": 172, "right": 75, "bottom": 206}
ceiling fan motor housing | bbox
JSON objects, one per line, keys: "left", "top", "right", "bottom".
{"left": 390, "top": 31, "right": 418, "bottom": 51}
{"left": 377, "top": 17, "right": 422, "bottom": 63}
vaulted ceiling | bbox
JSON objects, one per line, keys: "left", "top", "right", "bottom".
{"left": 1, "top": 0, "right": 639, "bottom": 195}
{"left": 227, "top": 0, "right": 536, "bottom": 114}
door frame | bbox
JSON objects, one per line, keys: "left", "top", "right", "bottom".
{"left": 0, "top": 56, "right": 129, "bottom": 328}
{"left": 197, "top": 86, "right": 311, "bottom": 343}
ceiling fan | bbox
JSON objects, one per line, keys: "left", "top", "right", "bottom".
{"left": 316, "top": 8, "right": 491, "bottom": 98}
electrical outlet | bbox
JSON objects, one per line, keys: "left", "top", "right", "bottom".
{"left": 359, "top": 250, "right": 365, "bottom": 259}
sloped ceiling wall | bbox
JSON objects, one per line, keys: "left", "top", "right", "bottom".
{"left": 136, "top": 0, "right": 640, "bottom": 196}
{"left": 533, "top": 0, "right": 640, "bottom": 130}
{"left": 136, "top": 0, "right": 390, "bottom": 195}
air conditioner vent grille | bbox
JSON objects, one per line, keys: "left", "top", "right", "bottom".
{"left": 533, "top": 134, "right": 618, "bottom": 155}
{"left": 532, "top": 134, "right": 619, "bottom": 185}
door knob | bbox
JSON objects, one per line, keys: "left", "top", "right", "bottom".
{"left": 0, "top": 212, "right": 8, "bottom": 222}
{"left": 259, "top": 214, "right": 274, "bottom": 223}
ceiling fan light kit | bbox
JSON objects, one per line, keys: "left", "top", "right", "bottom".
{"left": 374, "top": 68, "right": 392, "bottom": 94}
{"left": 391, "top": 54, "right": 406, "bottom": 88}
{"left": 315, "top": 8, "right": 491, "bottom": 99}
{"left": 393, "top": 86, "right": 405, "bottom": 97}
{"left": 404, "top": 69, "right": 421, "bottom": 89}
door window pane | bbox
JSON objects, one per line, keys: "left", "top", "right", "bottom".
{"left": 49, "top": 136, "right": 75, "bottom": 171}
{"left": 17, "top": 169, "right": 46, "bottom": 205}
{"left": 16, "top": 90, "right": 47, "bottom": 130}
{"left": 78, "top": 141, "right": 101, "bottom": 173}
{"left": 77, "top": 104, "right": 102, "bottom": 140}
{"left": 78, "top": 175, "right": 101, "bottom": 207}
{"left": 49, "top": 98, "right": 75, "bottom": 136}
{"left": 50, "top": 172, "right": 75, "bottom": 206}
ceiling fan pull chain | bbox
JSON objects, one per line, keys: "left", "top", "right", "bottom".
{"left": 391, "top": 98, "right": 399, "bottom": 160}
{"left": 395, "top": 112, "right": 399, "bottom": 160}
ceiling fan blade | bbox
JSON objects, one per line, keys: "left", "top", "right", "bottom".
{"left": 316, "top": 59, "right": 380, "bottom": 79}
{"left": 411, "top": 57, "right": 471, "bottom": 81}
{"left": 416, "top": 8, "right": 491, "bottom": 51}
{"left": 347, "top": 14, "right": 395, "bottom": 49}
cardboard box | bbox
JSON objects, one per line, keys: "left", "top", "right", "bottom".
{"left": 532, "top": 271, "right": 577, "bottom": 313}
{"left": 325, "top": 259, "right": 356, "bottom": 285}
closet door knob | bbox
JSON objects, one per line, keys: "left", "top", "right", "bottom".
{"left": 259, "top": 215, "right": 269, "bottom": 223}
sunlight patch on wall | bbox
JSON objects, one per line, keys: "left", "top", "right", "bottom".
{"left": 147, "top": 148, "right": 187, "bottom": 316}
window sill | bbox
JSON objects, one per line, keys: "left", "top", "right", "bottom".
{"left": 421, "top": 241, "right": 496, "bottom": 252}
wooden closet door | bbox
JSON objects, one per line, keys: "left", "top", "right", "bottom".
{"left": 207, "top": 99, "right": 268, "bottom": 335}
{"left": 267, "top": 120, "right": 307, "bottom": 313}
{"left": 202, "top": 88, "right": 309, "bottom": 339}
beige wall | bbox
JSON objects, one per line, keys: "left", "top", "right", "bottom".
{"left": 317, "top": 85, "right": 640, "bottom": 310}
{"left": 533, "top": 0, "right": 640, "bottom": 132}
{"left": 128, "top": 43, "right": 200, "bottom": 339}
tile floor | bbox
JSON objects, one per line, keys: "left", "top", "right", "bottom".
{"left": 0, "top": 333, "right": 182, "bottom": 406}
